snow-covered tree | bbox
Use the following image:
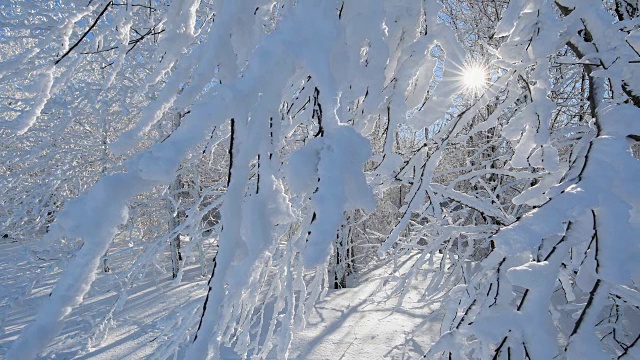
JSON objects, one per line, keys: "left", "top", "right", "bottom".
{"left": 1, "top": 0, "right": 638, "bottom": 359}
{"left": 420, "top": 1, "right": 640, "bottom": 358}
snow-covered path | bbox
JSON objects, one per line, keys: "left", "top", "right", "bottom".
{"left": 291, "top": 257, "right": 440, "bottom": 360}
{"left": 1, "top": 237, "right": 440, "bottom": 359}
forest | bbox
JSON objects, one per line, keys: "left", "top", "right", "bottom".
{"left": 1, "top": 0, "right": 639, "bottom": 359}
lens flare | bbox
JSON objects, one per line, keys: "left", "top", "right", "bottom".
{"left": 461, "top": 63, "right": 488, "bottom": 96}
{"left": 463, "top": 66, "right": 486, "bottom": 88}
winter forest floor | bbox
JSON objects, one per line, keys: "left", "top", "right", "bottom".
{"left": 0, "top": 239, "right": 441, "bottom": 359}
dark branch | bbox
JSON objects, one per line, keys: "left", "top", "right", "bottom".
{"left": 55, "top": 1, "right": 113, "bottom": 65}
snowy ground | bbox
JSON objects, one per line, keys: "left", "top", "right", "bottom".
{"left": 289, "top": 256, "right": 440, "bottom": 360}
{"left": 0, "top": 238, "right": 440, "bottom": 359}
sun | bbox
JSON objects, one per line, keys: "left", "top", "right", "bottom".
{"left": 461, "top": 64, "right": 488, "bottom": 96}
{"left": 463, "top": 66, "right": 487, "bottom": 89}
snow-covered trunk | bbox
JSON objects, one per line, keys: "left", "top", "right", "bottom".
{"left": 101, "top": 106, "right": 111, "bottom": 273}
{"left": 167, "top": 112, "right": 184, "bottom": 279}
{"left": 167, "top": 200, "right": 183, "bottom": 279}
{"left": 333, "top": 213, "right": 354, "bottom": 289}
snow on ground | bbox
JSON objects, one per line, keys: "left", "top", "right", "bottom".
{"left": 0, "top": 237, "right": 440, "bottom": 359}
{"left": 290, "top": 255, "right": 440, "bottom": 360}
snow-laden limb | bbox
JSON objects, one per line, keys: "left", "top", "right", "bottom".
{"left": 6, "top": 90, "right": 228, "bottom": 360}
{"left": 186, "top": 2, "right": 375, "bottom": 357}
{"left": 299, "top": 126, "right": 375, "bottom": 268}
{"left": 3, "top": 0, "right": 385, "bottom": 357}
{"left": 2, "top": 0, "right": 639, "bottom": 359}
{"left": 420, "top": 1, "right": 640, "bottom": 358}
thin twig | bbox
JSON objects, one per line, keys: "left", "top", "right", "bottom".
{"left": 55, "top": 1, "right": 113, "bottom": 65}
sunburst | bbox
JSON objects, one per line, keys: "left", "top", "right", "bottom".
{"left": 460, "top": 61, "right": 489, "bottom": 97}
